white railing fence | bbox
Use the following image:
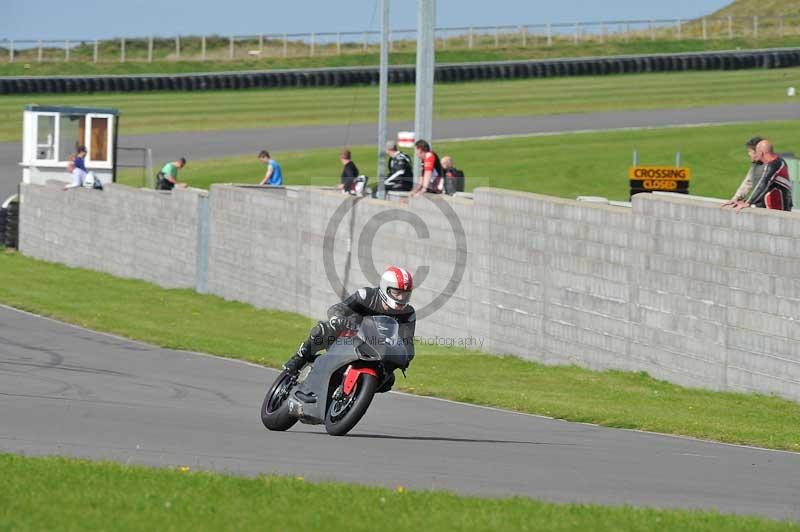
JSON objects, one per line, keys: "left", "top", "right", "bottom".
{"left": 2, "top": 15, "right": 800, "bottom": 64}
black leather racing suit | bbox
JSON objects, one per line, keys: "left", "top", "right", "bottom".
{"left": 291, "top": 287, "right": 416, "bottom": 389}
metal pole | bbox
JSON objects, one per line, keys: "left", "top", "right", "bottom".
{"left": 650, "top": 20, "right": 655, "bottom": 41}
{"left": 574, "top": 23, "right": 579, "bottom": 44}
{"left": 336, "top": 32, "right": 341, "bottom": 55}
{"left": 9, "top": 40, "right": 14, "bottom": 63}
{"left": 93, "top": 40, "right": 98, "bottom": 63}
{"left": 753, "top": 15, "right": 758, "bottom": 39}
{"left": 259, "top": 34, "right": 264, "bottom": 52}
{"left": 229, "top": 36, "right": 234, "bottom": 59}
{"left": 600, "top": 22, "right": 606, "bottom": 43}
{"left": 363, "top": 32, "right": 368, "bottom": 52}
{"left": 201, "top": 36, "right": 206, "bottom": 61}
{"left": 625, "top": 23, "right": 630, "bottom": 42}
{"left": 176, "top": 35, "right": 180, "bottom": 60}
{"left": 675, "top": 152, "right": 681, "bottom": 167}
{"left": 414, "top": 0, "right": 435, "bottom": 181}
{"left": 728, "top": 16, "right": 733, "bottom": 39}
{"left": 702, "top": 18, "right": 707, "bottom": 40}
{"left": 521, "top": 26, "right": 526, "bottom": 47}
{"left": 284, "top": 33, "right": 289, "bottom": 57}
{"left": 65, "top": 40, "right": 69, "bottom": 62}
{"left": 494, "top": 25, "right": 499, "bottom": 48}
{"left": 677, "top": 19, "right": 682, "bottom": 40}
{"left": 310, "top": 32, "right": 315, "bottom": 56}
{"left": 547, "top": 23, "right": 552, "bottom": 46}
{"left": 468, "top": 26, "right": 474, "bottom": 49}
{"left": 38, "top": 40, "right": 43, "bottom": 63}
{"left": 148, "top": 36, "right": 153, "bottom": 62}
{"left": 121, "top": 37, "right": 126, "bottom": 63}
{"left": 377, "top": 0, "right": 390, "bottom": 199}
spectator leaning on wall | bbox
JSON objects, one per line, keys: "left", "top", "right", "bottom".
{"left": 735, "top": 139, "right": 793, "bottom": 212}
{"left": 258, "top": 150, "right": 283, "bottom": 186}
{"left": 337, "top": 149, "right": 360, "bottom": 192}
{"left": 384, "top": 141, "right": 414, "bottom": 192}
{"left": 156, "top": 157, "right": 188, "bottom": 191}
{"left": 411, "top": 139, "right": 443, "bottom": 197}
{"left": 721, "top": 136, "right": 763, "bottom": 208}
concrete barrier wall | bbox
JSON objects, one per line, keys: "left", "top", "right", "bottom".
{"left": 18, "top": 182, "right": 800, "bottom": 401}
{"left": 19, "top": 183, "right": 206, "bottom": 289}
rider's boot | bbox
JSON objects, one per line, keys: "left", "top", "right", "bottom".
{"left": 282, "top": 343, "right": 317, "bottom": 375}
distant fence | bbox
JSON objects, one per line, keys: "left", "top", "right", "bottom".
{"left": 2, "top": 48, "right": 798, "bottom": 95}
{"left": 3, "top": 15, "right": 800, "bottom": 64}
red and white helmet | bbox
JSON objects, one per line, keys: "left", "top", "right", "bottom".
{"left": 379, "top": 266, "right": 413, "bottom": 310}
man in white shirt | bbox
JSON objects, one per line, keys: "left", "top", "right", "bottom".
{"left": 64, "top": 160, "right": 87, "bottom": 190}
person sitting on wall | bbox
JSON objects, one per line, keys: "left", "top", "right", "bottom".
{"left": 721, "top": 136, "right": 763, "bottom": 209}
{"left": 258, "top": 150, "right": 283, "bottom": 186}
{"left": 441, "top": 155, "right": 465, "bottom": 196}
{"left": 156, "top": 157, "right": 188, "bottom": 190}
{"left": 64, "top": 160, "right": 102, "bottom": 190}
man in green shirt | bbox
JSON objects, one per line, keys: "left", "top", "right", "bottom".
{"left": 156, "top": 157, "right": 188, "bottom": 190}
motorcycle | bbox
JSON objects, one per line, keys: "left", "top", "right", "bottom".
{"left": 261, "top": 315, "right": 411, "bottom": 436}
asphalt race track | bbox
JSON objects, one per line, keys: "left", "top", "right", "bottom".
{"left": 1, "top": 305, "right": 798, "bottom": 521}
{"left": 1, "top": 102, "right": 799, "bottom": 200}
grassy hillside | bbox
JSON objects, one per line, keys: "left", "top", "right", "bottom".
{"left": 709, "top": 0, "right": 800, "bottom": 18}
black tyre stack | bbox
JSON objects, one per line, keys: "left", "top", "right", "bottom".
{"left": 3, "top": 201, "right": 19, "bottom": 249}
{"left": 0, "top": 206, "right": 6, "bottom": 246}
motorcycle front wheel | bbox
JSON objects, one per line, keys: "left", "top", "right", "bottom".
{"left": 324, "top": 373, "right": 377, "bottom": 436}
{"left": 261, "top": 370, "right": 298, "bottom": 431}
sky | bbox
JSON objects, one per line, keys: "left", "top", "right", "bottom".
{"left": 2, "top": 0, "right": 732, "bottom": 41}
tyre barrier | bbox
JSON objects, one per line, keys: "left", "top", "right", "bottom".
{"left": 4, "top": 201, "right": 19, "bottom": 249}
{"left": 0, "top": 207, "right": 6, "bottom": 245}
{"left": 3, "top": 48, "right": 800, "bottom": 95}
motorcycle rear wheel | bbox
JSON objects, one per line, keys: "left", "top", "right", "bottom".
{"left": 324, "top": 373, "right": 377, "bottom": 436}
{"left": 261, "top": 370, "right": 299, "bottom": 431}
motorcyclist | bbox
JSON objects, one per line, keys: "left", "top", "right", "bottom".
{"left": 282, "top": 266, "right": 416, "bottom": 391}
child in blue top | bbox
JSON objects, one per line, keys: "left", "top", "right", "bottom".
{"left": 74, "top": 146, "right": 88, "bottom": 171}
{"left": 258, "top": 150, "right": 283, "bottom": 186}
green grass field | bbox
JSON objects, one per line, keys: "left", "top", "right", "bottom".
{"left": 2, "top": 67, "right": 799, "bottom": 142}
{"left": 1, "top": 252, "right": 799, "bottom": 452}
{"left": 120, "top": 120, "right": 797, "bottom": 201}
{"left": 2, "top": 454, "right": 794, "bottom": 532}
{"left": 2, "top": 36, "right": 798, "bottom": 77}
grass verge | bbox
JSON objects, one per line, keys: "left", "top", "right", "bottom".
{"left": 1, "top": 67, "right": 799, "bottom": 142}
{"left": 120, "top": 120, "right": 798, "bottom": 201}
{"left": 1, "top": 454, "right": 795, "bottom": 532}
{"left": 1, "top": 252, "right": 799, "bottom": 451}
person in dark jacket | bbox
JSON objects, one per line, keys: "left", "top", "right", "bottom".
{"left": 337, "top": 149, "right": 359, "bottom": 192}
{"left": 384, "top": 141, "right": 414, "bottom": 192}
